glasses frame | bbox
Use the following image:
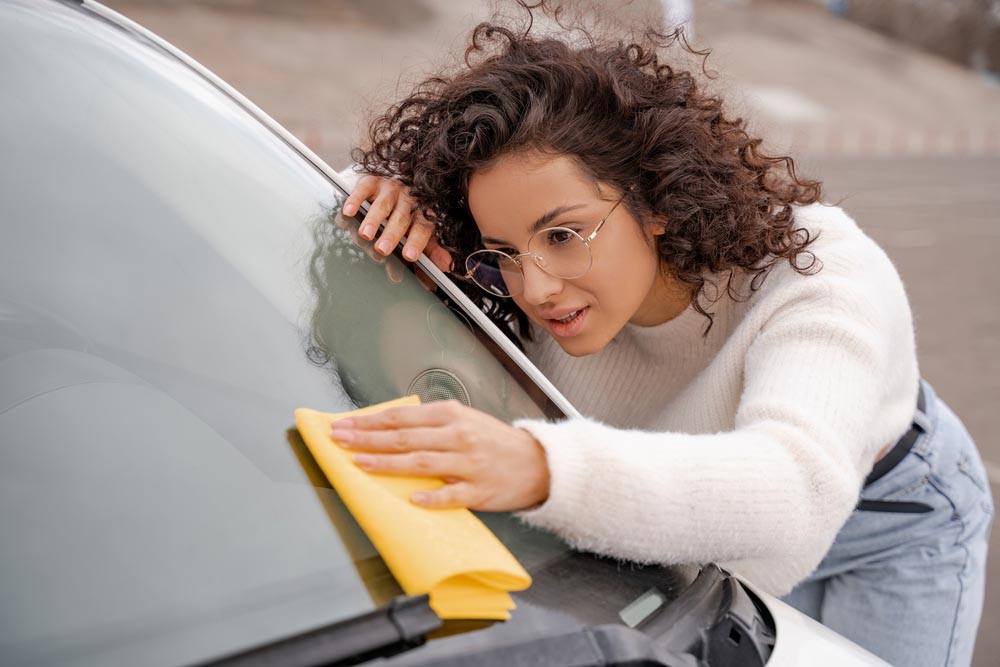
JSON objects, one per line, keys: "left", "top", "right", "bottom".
{"left": 461, "top": 190, "right": 630, "bottom": 298}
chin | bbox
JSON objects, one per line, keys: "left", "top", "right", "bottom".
{"left": 555, "top": 334, "right": 610, "bottom": 357}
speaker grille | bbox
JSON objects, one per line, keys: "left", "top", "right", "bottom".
{"left": 407, "top": 369, "right": 471, "bottom": 407}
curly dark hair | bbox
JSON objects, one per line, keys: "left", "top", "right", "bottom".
{"left": 354, "top": 2, "right": 822, "bottom": 341}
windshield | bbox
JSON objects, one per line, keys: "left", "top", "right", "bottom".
{"left": 0, "top": 1, "right": 556, "bottom": 665}
{"left": 0, "top": 2, "right": 691, "bottom": 666}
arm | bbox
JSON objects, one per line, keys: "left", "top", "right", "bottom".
{"left": 514, "top": 269, "right": 918, "bottom": 590}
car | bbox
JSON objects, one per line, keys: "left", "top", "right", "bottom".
{"left": 0, "top": 1, "right": 890, "bottom": 666}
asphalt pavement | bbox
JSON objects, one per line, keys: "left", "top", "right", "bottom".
{"left": 104, "top": 1, "right": 1000, "bottom": 664}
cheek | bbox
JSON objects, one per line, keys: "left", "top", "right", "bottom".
{"left": 590, "top": 234, "right": 660, "bottom": 296}
{"left": 510, "top": 294, "right": 548, "bottom": 327}
{"left": 511, "top": 295, "right": 531, "bottom": 317}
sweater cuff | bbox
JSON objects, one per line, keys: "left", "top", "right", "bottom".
{"left": 512, "top": 417, "right": 597, "bottom": 533}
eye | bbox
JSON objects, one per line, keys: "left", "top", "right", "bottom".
{"left": 543, "top": 228, "right": 578, "bottom": 246}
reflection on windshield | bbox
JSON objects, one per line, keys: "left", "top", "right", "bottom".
{"left": 303, "top": 198, "right": 401, "bottom": 405}
{"left": 303, "top": 203, "right": 550, "bottom": 422}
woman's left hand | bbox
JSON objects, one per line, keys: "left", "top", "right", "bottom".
{"left": 329, "top": 400, "right": 550, "bottom": 512}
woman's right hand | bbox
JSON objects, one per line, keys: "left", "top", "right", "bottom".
{"left": 342, "top": 174, "right": 453, "bottom": 274}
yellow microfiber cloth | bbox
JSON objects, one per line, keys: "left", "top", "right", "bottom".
{"left": 295, "top": 396, "right": 532, "bottom": 620}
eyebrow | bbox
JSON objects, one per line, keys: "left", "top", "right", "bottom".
{"left": 480, "top": 203, "right": 589, "bottom": 245}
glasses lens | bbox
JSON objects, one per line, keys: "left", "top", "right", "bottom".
{"left": 528, "top": 227, "right": 592, "bottom": 279}
{"left": 466, "top": 250, "right": 523, "bottom": 297}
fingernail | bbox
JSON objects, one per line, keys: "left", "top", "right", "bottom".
{"left": 376, "top": 240, "right": 391, "bottom": 254}
{"left": 354, "top": 454, "right": 376, "bottom": 467}
{"left": 332, "top": 418, "right": 354, "bottom": 428}
{"left": 411, "top": 492, "right": 430, "bottom": 505}
{"left": 359, "top": 224, "right": 373, "bottom": 239}
{"left": 343, "top": 203, "right": 356, "bottom": 215}
{"left": 404, "top": 248, "right": 418, "bottom": 261}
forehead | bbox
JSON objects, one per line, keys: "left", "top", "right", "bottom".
{"left": 468, "top": 153, "right": 601, "bottom": 236}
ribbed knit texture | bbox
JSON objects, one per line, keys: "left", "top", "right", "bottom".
{"left": 513, "top": 203, "right": 920, "bottom": 596}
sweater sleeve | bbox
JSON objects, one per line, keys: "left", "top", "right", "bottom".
{"left": 513, "top": 259, "right": 917, "bottom": 594}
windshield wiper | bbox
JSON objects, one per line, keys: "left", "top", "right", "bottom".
{"left": 194, "top": 567, "right": 772, "bottom": 667}
{"left": 401, "top": 567, "right": 773, "bottom": 667}
{"left": 193, "top": 594, "right": 442, "bottom": 667}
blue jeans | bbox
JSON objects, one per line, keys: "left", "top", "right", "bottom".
{"left": 781, "top": 380, "right": 994, "bottom": 666}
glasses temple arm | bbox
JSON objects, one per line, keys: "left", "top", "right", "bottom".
{"left": 585, "top": 192, "right": 628, "bottom": 243}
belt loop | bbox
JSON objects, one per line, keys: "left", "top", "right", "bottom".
{"left": 912, "top": 383, "right": 931, "bottom": 434}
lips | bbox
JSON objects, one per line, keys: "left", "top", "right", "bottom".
{"left": 539, "top": 306, "right": 588, "bottom": 322}
{"left": 541, "top": 305, "right": 590, "bottom": 337}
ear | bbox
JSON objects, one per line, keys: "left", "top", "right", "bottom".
{"left": 648, "top": 217, "right": 669, "bottom": 236}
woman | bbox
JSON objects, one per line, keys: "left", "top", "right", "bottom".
{"left": 327, "top": 6, "right": 993, "bottom": 665}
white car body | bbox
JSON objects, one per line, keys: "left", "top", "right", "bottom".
{"left": 749, "top": 584, "right": 891, "bottom": 666}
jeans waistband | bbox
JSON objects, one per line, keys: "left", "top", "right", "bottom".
{"left": 864, "top": 383, "right": 927, "bottom": 487}
{"left": 857, "top": 383, "right": 933, "bottom": 514}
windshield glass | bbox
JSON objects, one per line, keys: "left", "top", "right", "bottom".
{"left": 0, "top": 2, "right": 579, "bottom": 666}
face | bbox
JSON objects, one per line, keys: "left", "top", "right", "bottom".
{"left": 467, "top": 152, "right": 687, "bottom": 357}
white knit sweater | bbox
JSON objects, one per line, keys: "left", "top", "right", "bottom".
{"left": 513, "top": 202, "right": 920, "bottom": 595}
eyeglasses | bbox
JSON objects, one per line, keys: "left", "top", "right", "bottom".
{"left": 462, "top": 191, "right": 629, "bottom": 298}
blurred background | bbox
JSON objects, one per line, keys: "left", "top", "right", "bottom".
{"left": 102, "top": 1, "right": 999, "bottom": 664}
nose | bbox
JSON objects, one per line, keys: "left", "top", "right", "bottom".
{"left": 519, "top": 257, "right": 563, "bottom": 305}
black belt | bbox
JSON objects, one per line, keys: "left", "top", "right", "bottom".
{"left": 856, "top": 384, "right": 933, "bottom": 514}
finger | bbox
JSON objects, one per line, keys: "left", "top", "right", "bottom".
{"left": 342, "top": 175, "right": 379, "bottom": 218}
{"left": 374, "top": 191, "right": 415, "bottom": 256}
{"left": 358, "top": 188, "right": 398, "bottom": 242}
{"left": 331, "top": 401, "right": 463, "bottom": 431}
{"left": 364, "top": 242, "right": 387, "bottom": 265}
{"left": 411, "top": 482, "right": 474, "bottom": 509}
{"left": 385, "top": 256, "right": 404, "bottom": 284}
{"left": 333, "top": 210, "right": 350, "bottom": 231}
{"left": 400, "top": 212, "right": 435, "bottom": 262}
{"left": 425, "top": 238, "right": 454, "bottom": 272}
{"left": 347, "top": 223, "right": 370, "bottom": 249}
{"left": 330, "top": 426, "right": 450, "bottom": 452}
{"left": 352, "top": 451, "right": 465, "bottom": 479}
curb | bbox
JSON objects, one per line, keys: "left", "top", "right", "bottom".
{"left": 755, "top": 123, "right": 1000, "bottom": 159}
{"left": 285, "top": 120, "right": 1000, "bottom": 162}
